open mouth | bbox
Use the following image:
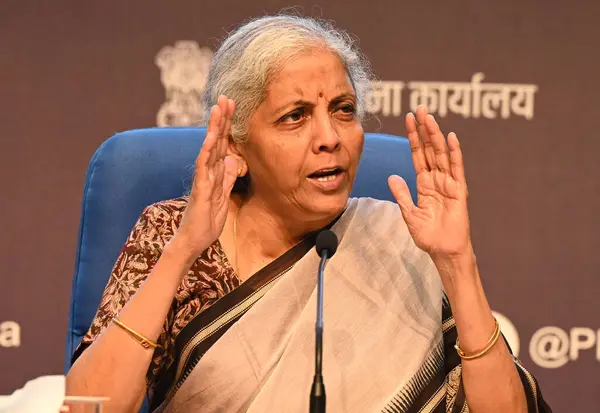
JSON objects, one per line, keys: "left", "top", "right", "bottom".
{"left": 308, "top": 167, "right": 343, "bottom": 182}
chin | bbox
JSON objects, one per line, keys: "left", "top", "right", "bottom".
{"left": 309, "top": 191, "right": 350, "bottom": 220}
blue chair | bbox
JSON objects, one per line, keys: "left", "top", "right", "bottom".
{"left": 64, "top": 126, "right": 416, "bottom": 410}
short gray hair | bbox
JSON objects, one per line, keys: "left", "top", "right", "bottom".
{"left": 202, "top": 14, "right": 374, "bottom": 142}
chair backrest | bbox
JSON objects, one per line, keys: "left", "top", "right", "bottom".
{"left": 64, "top": 126, "right": 416, "bottom": 370}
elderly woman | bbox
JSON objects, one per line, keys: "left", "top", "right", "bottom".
{"left": 66, "top": 15, "right": 551, "bottom": 413}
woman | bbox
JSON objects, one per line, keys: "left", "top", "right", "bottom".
{"left": 66, "top": 15, "right": 551, "bottom": 413}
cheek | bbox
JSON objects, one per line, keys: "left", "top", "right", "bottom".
{"left": 250, "top": 139, "right": 307, "bottom": 187}
{"left": 352, "top": 136, "right": 365, "bottom": 158}
{"left": 344, "top": 128, "right": 365, "bottom": 168}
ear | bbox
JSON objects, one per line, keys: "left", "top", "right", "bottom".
{"left": 227, "top": 139, "right": 247, "bottom": 177}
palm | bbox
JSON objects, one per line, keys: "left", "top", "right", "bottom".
{"left": 389, "top": 106, "right": 471, "bottom": 257}
{"left": 178, "top": 96, "right": 238, "bottom": 255}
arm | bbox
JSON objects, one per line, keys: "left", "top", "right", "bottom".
{"left": 436, "top": 249, "right": 527, "bottom": 412}
{"left": 67, "top": 96, "right": 238, "bottom": 413}
{"left": 389, "top": 105, "right": 544, "bottom": 412}
{"left": 66, "top": 232, "right": 197, "bottom": 413}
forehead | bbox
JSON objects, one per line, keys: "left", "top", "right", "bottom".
{"left": 267, "top": 50, "right": 354, "bottom": 97}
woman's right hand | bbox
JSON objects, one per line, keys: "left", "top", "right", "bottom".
{"left": 174, "top": 95, "right": 238, "bottom": 259}
{"left": 66, "top": 101, "right": 239, "bottom": 410}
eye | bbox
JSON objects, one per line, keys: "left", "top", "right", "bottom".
{"left": 279, "top": 107, "right": 307, "bottom": 124}
{"left": 339, "top": 104, "right": 356, "bottom": 114}
{"left": 334, "top": 103, "right": 357, "bottom": 119}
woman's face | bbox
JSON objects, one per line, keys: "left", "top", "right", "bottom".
{"left": 238, "top": 49, "right": 364, "bottom": 226}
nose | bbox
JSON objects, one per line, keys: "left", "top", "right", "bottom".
{"left": 311, "top": 112, "right": 341, "bottom": 154}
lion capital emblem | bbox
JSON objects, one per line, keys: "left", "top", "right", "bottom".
{"left": 155, "top": 41, "right": 213, "bottom": 126}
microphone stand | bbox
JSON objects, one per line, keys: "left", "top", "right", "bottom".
{"left": 310, "top": 250, "right": 328, "bottom": 413}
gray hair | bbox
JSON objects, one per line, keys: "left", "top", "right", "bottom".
{"left": 202, "top": 14, "right": 374, "bottom": 142}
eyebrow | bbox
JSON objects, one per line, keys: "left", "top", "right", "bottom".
{"left": 328, "top": 93, "right": 356, "bottom": 107}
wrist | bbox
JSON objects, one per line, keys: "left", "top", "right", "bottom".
{"left": 430, "top": 241, "right": 475, "bottom": 267}
{"left": 163, "top": 233, "right": 206, "bottom": 268}
{"left": 431, "top": 245, "right": 477, "bottom": 291}
{"left": 434, "top": 250, "right": 497, "bottom": 353}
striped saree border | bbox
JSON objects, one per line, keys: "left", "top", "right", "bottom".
{"left": 150, "top": 227, "right": 325, "bottom": 410}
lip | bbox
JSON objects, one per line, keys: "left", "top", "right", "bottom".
{"left": 306, "top": 170, "right": 346, "bottom": 192}
{"left": 308, "top": 165, "right": 343, "bottom": 176}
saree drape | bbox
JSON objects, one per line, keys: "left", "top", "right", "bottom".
{"left": 156, "top": 198, "right": 549, "bottom": 413}
{"left": 75, "top": 197, "right": 550, "bottom": 413}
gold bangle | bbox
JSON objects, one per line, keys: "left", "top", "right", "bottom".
{"left": 112, "top": 317, "right": 158, "bottom": 350}
{"left": 454, "top": 317, "right": 501, "bottom": 360}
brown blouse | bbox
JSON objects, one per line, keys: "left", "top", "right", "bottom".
{"left": 76, "top": 197, "right": 241, "bottom": 400}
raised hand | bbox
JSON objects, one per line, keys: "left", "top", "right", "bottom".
{"left": 388, "top": 105, "right": 471, "bottom": 259}
{"left": 175, "top": 95, "right": 238, "bottom": 258}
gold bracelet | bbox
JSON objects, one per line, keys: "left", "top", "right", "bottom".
{"left": 454, "top": 317, "right": 501, "bottom": 360}
{"left": 112, "top": 317, "right": 158, "bottom": 350}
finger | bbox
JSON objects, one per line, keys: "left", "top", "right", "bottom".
{"left": 388, "top": 175, "right": 415, "bottom": 221}
{"left": 206, "top": 96, "right": 226, "bottom": 165}
{"left": 209, "top": 97, "right": 230, "bottom": 182}
{"left": 207, "top": 103, "right": 221, "bottom": 135}
{"left": 448, "top": 132, "right": 466, "bottom": 184}
{"left": 219, "top": 99, "right": 235, "bottom": 157}
{"left": 201, "top": 104, "right": 219, "bottom": 169}
{"left": 405, "top": 112, "right": 428, "bottom": 173}
{"left": 196, "top": 131, "right": 218, "bottom": 182}
{"left": 415, "top": 105, "right": 436, "bottom": 169}
{"left": 217, "top": 95, "right": 229, "bottom": 140}
{"left": 425, "top": 114, "right": 451, "bottom": 173}
{"left": 213, "top": 96, "right": 229, "bottom": 166}
{"left": 223, "top": 155, "right": 239, "bottom": 197}
{"left": 207, "top": 105, "right": 222, "bottom": 167}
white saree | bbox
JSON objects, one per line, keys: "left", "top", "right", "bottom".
{"left": 158, "top": 197, "right": 445, "bottom": 413}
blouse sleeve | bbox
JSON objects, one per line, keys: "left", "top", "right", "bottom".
{"left": 70, "top": 204, "right": 177, "bottom": 395}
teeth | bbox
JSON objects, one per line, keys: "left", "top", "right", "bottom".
{"left": 316, "top": 173, "right": 338, "bottom": 182}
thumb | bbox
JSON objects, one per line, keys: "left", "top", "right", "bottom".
{"left": 223, "top": 156, "right": 239, "bottom": 197}
{"left": 388, "top": 175, "right": 415, "bottom": 220}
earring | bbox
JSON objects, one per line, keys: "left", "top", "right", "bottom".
{"left": 238, "top": 166, "right": 243, "bottom": 177}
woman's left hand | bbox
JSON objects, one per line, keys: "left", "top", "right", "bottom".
{"left": 388, "top": 105, "right": 472, "bottom": 261}
{"left": 389, "top": 109, "right": 529, "bottom": 413}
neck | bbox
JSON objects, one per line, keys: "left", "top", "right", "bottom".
{"left": 234, "top": 194, "right": 336, "bottom": 261}
{"left": 237, "top": 198, "right": 302, "bottom": 261}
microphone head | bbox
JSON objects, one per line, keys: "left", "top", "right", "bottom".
{"left": 316, "top": 230, "right": 338, "bottom": 258}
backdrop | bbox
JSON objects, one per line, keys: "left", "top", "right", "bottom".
{"left": 1, "top": 1, "right": 599, "bottom": 411}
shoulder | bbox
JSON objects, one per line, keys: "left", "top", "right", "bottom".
{"left": 349, "top": 197, "right": 404, "bottom": 224}
{"left": 343, "top": 197, "right": 409, "bottom": 244}
{"left": 139, "top": 196, "right": 189, "bottom": 236}
{"left": 126, "top": 197, "right": 189, "bottom": 253}
{"left": 352, "top": 197, "right": 399, "bottom": 212}
{"left": 142, "top": 196, "right": 189, "bottom": 221}
{"left": 347, "top": 196, "right": 431, "bottom": 261}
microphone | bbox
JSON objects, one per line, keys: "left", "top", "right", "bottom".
{"left": 310, "top": 230, "right": 338, "bottom": 413}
